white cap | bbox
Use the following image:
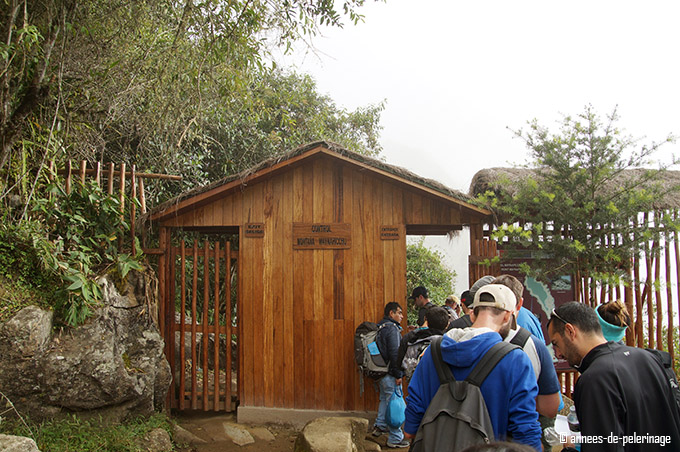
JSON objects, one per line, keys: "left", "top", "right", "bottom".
{"left": 471, "top": 284, "right": 516, "bottom": 312}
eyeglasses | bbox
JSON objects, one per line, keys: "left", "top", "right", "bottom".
{"left": 549, "top": 308, "right": 569, "bottom": 326}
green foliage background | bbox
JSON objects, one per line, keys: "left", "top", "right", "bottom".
{"left": 405, "top": 238, "right": 456, "bottom": 325}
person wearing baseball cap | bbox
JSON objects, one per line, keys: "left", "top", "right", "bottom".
{"left": 408, "top": 286, "right": 435, "bottom": 328}
{"left": 404, "top": 284, "right": 541, "bottom": 450}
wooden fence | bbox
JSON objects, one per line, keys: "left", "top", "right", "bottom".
{"left": 55, "top": 160, "right": 181, "bottom": 252}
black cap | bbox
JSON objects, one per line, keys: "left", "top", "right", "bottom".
{"left": 460, "top": 290, "right": 473, "bottom": 307}
{"left": 408, "top": 286, "right": 428, "bottom": 300}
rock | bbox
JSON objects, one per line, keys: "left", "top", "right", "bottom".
{"left": 364, "top": 439, "right": 381, "bottom": 451}
{"left": 172, "top": 424, "right": 207, "bottom": 446}
{"left": 0, "top": 434, "right": 41, "bottom": 451}
{"left": 222, "top": 422, "right": 255, "bottom": 446}
{"left": 294, "top": 417, "right": 368, "bottom": 452}
{"left": 141, "top": 428, "right": 172, "bottom": 452}
{"left": 249, "top": 426, "right": 275, "bottom": 442}
{"left": 0, "top": 269, "right": 171, "bottom": 423}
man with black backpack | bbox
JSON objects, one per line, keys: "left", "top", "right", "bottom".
{"left": 404, "top": 284, "right": 542, "bottom": 451}
{"left": 372, "top": 302, "right": 410, "bottom": 449}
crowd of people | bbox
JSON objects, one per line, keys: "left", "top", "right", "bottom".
{"left": 368, "top": 276, "right": 680, "bottom": 451}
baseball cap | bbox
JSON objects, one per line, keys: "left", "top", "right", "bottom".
{"left": 469, "top": 275, "right": 495, "bottom": 299}
{"left": 471, "top": 284, "right": 516, "bottom": 312}
{"left": 408, "top": 286, "right": 428, "bottom": 300}
{"left": 460, "top": 290, "right": 473, "bottom": 308}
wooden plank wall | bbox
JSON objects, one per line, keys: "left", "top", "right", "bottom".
{"left": 161, "top": 155, "right": 471, "bottom": 411}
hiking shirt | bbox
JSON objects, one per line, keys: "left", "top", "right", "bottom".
{"left": 404, "top": 328, "right": 542, "bottom": 450}
{"left": 376, "top": 316, "right": 404, "bottom": 379}
{"left": 574, "top": 341, "right": 680, "bottom": 451}
{"left": 517, "top": 306, "right": 545, "bottom": 342}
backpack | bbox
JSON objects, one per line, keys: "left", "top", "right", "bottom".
{"left": 509, "top": 327, "right": 531, "bottom": 348}
{"left": 411, "top": 336, "right": 520, "bottom": 452}
{"left": 354, "top": 322, "right": 389, "bottom": 392}
{"left": 402, "top": 335, "right": 441, "bottom": 380}
{"left": 646, "top": 348, "right": 680, "bottom": 412}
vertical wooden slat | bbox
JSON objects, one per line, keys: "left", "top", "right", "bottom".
{"left": 157, "top": 227, "right": 168, "bottom": 409}
{"left": 225, "top": 242, "right": 233, "bottom": 410}
{"left": 675, "top": 210, "right": 680, "bottom": 364}
{"left": 654, "top": 212, "right": 663, "bottom": 349}
{"left": 664, "top": 212, "right": 674, "bottom": 359}
{"left": 107, "top": 163, "right": 115, "bottom": 195}
{"left": 79, "top": 160, "right": 87, "bottom": 184}
{"left": 131, "top": 165, "right": 136, "bottom": 255}
{"left": 213, "top": 242, "right": 220, "bottom": 411}
{"left": 139, "top": 177, "right": 147, "bottom": 214}
{"left": 202, "top": 240, "right": 210, "bottom": 410}
{"left": 191, "top": 239, "right": 198, "bottom": 409}
{"left": 179, "top": 241, "right": 187, "bottom": 410}
{"left": 118, "top": 162, "right": 126, "bottom": 219}
{"left": 168, "top": 243, "right": 177, "bottom": 408}
{"left": 645, "top": 212, "right": 655, "bottom": 349}
{"left": 65, "top": 160, "right": 72, "bottom": 194}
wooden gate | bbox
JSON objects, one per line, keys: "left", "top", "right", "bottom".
{"left": 161, "top": 237, "right": 239, "bottom": 411}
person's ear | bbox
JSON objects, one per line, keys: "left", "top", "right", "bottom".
{"left": 517, "top": 297, "right": 524, "bottom": 311}
{"left": 564, "top": 323, "right": 577, "bottom": 340}
{"left": 469, "top": 311, "right": 477, "bottom": 323}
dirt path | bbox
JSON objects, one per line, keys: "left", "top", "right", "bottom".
{"left": 172, "top": 411, "right": 299, "bottom": 452}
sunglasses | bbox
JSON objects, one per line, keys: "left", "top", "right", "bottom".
{"left": 549, "top": 308, "right": 569, "bottom": 326}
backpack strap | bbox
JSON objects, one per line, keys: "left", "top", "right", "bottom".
{"left": 430, "top": 336, "right": 456, "bottom": 385}
{"left": 509, "top": 327, "right": 531, "bottom": 348}
{"left": 466, "top": 341, "right": 520, "bottom": 387}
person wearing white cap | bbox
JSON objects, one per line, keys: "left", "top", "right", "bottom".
{"left": 404, "top": 284, "right": 542, "bottom": 450}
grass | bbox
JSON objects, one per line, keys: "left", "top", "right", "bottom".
{"left": 0, "top": 275, "right": 52, "bottom": 323}
{"left": 0, "top": 412, "right": 175, "bottom": 452}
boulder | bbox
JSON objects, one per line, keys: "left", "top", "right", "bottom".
{"left": 140, "top": 428, "right": 172, "bottom": 452}
{"left": 0, "top": 434, "right": 41, "bottom": 452}
{"left": 0, "top": 269, "right": 171, "bottom": 422}
{"left": 294, "top": 417, "right": 368, "bottom": 452}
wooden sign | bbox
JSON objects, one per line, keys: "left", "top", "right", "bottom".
{"left": 380, "top": 225, "right": 400, "bottom": 240}
{"left": 244, "top": 223, "right": 264, "bottom": 238}
{"left": 293, "top": 223, "right": 351, "bottom": 249}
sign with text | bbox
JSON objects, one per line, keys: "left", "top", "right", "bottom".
{"left": 244, "top": 223, "right": 264, "bottom": 238}
{"left": 380, "top": 225, "right": 401, "bottom": 240}
{"left": 293, "top": 223, "right": 351, "bottom": 249}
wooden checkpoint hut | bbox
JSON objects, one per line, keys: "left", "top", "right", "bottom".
{"left": 150, "top": 141, "right": 493, "bottom": 420}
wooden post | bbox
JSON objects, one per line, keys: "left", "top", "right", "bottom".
{"left": 168, "top": 243, "right": 177, "bottom": 409}
{"left": 191, "top": 240, "right": 198, "bottom": 410}
{"left": 213, "top": 242, "right": 221, "bottom": 411}
{"left": 139, "top": 177, "right": 147, "bottom": 214}
{"left": 94, "top": 162, "right": 101, "bottom": 188}
{"left": 664, "top": 211, "right": 674, "bottom": 360}
{"left": 654, "top": 212, "right": 663, "bottom": 350}
{"left": 180, "top": 241, "right": 187, "bottom": 410}
{"left": 644, "top": 212, "right": 654, "bottom": 349}
{"left": 158, "top": 227, "right": 168, "bottom": 410}
{"left": 203, "top": 240, "right": 210, "bottom": 410}
{"left": 131, "top": 165, "right": 136, "bottom": 256}
{"left": 226, "top": 242, "right": 233, "bottom": 410}
{"left": 107, "top": 163, "right": 115, "bottom": 195}
{"left": 118, "top": 162, "right": 126, "bottom": 219}
{"left": 79, "top": 160, "right": 87, "bottom": 185}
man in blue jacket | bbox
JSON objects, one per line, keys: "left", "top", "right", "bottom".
{"left": 373, "top": 301, "right": 409, "bottom": 449}
{"left": 404, "top": 284, "right": 542, "bottom": 450}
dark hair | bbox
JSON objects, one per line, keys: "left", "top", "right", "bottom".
{"left": 426, "top": 306, "right": 450, "bottom": 331}
{"left": 473, "top": 306, "right": 506, "bottom": 317}
{"left": 597, "top": 300, "right": 630, "bottom": 328}
{"left": 460, "top": 441, "right": 535, "bottom": 452}
{"left": 384, "top": 301, "right": 402, "bottom": 317}
{"left": 549, "top": 301, "right": 602, "bottom": 335}
{"left": 492, "top": 274, "right": 523, "bottom": 307}
{"left": 460, "top": 290, "right": 473, "bottom": 307}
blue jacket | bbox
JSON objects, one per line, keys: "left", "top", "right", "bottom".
{"left": 404, "top": 331, "right": 541, "bottom": 451}
{"left": 377, "top": 316, "right": 404, "bottom": 379}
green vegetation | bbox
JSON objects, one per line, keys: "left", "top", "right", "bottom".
{"left": 406, "top": 238, "right": 456, "bottom": 325}
{"left": 0, "top": 412, "right": 174, "bottom": 452}
{"left": 476, "top": 105, "right": 680, "bottom": 294}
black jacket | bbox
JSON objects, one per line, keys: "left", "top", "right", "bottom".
{"left": 574, "top": 341, "right": 680, "bottom": 451}
{"left": 396, "top": 327, "right": 444, "bottom": 367}
{"left": 376, "top": 316, "right": 403, "bottom": 379}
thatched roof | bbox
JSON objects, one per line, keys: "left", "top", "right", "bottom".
{"left": 151, "top": 140, "right": 484, "bottom": 221}
{"left": 469, "top": 167, "right": 680, "bottom": 210}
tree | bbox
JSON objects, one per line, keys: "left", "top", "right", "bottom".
{"left": 0, "top": 0, "right": 383, "bottom": 210}
{"left": 406, "top": 238, "right": 456, "bottom": 325}
{"left": 476, "top": 105, "right": 679, "bottom": 298}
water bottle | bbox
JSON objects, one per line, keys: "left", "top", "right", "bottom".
{"left": 567, "top": 405, "right": 580, "bottom": 432}
{"left": 543, "top": 426, "right": 561, "bottom": 447}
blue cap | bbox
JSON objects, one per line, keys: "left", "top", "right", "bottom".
{"left": 596, "top": 305, "right": 627, "bottom": 342}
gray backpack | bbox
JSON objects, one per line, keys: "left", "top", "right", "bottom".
{"left": 410, "top": 336, "right": 520, "bottom": 452}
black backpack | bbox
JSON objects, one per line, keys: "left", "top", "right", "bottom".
{"left": 509, "top": 327, "right": 531, "bottom": 348}
{"left": 646, "top": 348, "right": 680, "bottom": 412}
{"left": 410, "top": 336, "right": 520, "bottom": 452}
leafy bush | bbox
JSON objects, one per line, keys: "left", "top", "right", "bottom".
{"left": 406, "top": 238, "right": 456, "bottom": 325}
